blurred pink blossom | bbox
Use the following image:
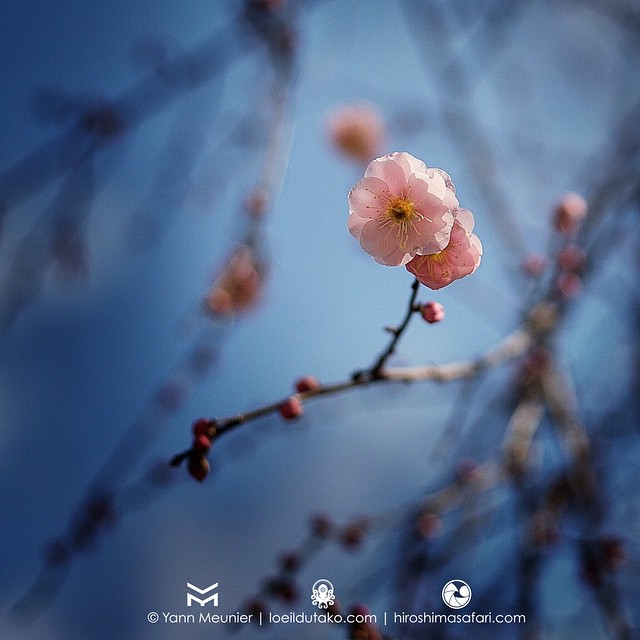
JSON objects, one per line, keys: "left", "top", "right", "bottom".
{"left": 348, "top": 152, "right": 457, "bottom": 266}
{"left": 205, "top": 245, "right": 262, "bottom": 316}
{"left": 405, "top": 208, "right": 482, "bottom": 290}
{"left": 556, "top": 271, "right": 582, "bottom": 298}
{"left": 553, "top": 191, "right": 587, "bottom": 234}
{"left": 557, "top": 244, "right": 586, "bottom": 273}
{"left": 327, "top": 103, "right": 384, "bottom": 164}
{"left": 522, "top": 253, "right": 548, "bottom": 278}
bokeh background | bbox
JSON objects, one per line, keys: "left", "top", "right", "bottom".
{"left": 1, "top": 1, "right": 640, "bottom": 639}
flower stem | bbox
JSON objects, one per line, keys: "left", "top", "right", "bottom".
{"left": 368, "top": 278, "right": 421, "bottom": 379}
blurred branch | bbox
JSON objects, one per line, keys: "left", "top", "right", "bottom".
{"left": 0, "top": 25, "right": 252, "bottom": 214}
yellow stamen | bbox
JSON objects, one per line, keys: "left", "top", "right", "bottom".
{"left": 379, "top": 196, "right": 423, "bottom": 249}
{"left": 387, "top": 197, "right": 415, "bottom": 222}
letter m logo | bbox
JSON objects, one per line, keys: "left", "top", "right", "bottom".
{"left": 186, "top": 582, "right": 219, "bottom": 607}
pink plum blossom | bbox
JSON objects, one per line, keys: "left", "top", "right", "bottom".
{"left": 348, "top": 152, "right": 458, "bottom": 266}
{"left": 406, "top": 208, "right": 482, "bottom": 290}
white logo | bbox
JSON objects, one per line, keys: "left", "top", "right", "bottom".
{"left": 186, "top": 582, "right": 219, "bottom": 607}
{"left": 442, "top": 580, "right": 472, "bottom": 609}
{"left": 311, "top": 579, "right": 335, "bottom": 609}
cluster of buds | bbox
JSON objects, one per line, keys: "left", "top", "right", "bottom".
{"left": 521, "top": 192, "right": 588, "bottom": 298}
{"left": 232, "top": 510, "right": 388, "bottom": 636}
{"left": 188, "top": 418, "right": 217, "bottom": 482}
{"left": 555, "top": 242, "right": 587, "bottom": 299}
{"left": 45, "top": 494, "right": 117, "bottom": 567}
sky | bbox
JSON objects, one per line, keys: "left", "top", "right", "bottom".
{"left": 1, "top": 1, "right": 640, "bottom": 639}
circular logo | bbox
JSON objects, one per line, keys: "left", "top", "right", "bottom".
{"left": 311, "top": 579, "right": 335, "bottom": 609}
{"left": 442, "top": 580, "right": 472, "bottom": 609}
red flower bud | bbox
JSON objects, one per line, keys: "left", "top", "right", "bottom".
{"left": 420, "top": 301, "right": 445, "bottom": 324}
{"left": 279, "top": 395, "right": 304, "bottom": 420}
{"left": 295, "top": 375, "right": 321, "bottom": 393}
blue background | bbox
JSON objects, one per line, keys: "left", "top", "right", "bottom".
{"left": 1, "top": 1, "right": 639, "bottom": 639}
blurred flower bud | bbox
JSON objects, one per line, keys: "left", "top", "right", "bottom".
{"left": 415, "top": 511, "right": 443, "bottom": 539}
{"left": 295, "top": 375, "right": 321, "bottom": 393}
{"left": 557, "top": 244, "right": 586, "bottom": 273}
{"left": 556, "top": 272, "right": 582, "bottom": 299}
{"left": 327, "top": 103, "right": 384, "bottom": 164}
{"left": 279, "top": 551, "right": 301, "bottom": 572}
{"left": 522, "top": 253, "right": 548, "bottom": 278}
{"left": 341, "top": 520, "right": 369, "bottom": 550}
{"left": 311, "top": 513, "right": 333, "bottom": 538}
{"left": 553, "top": 192, "right": 587, "bottom": 234}
{"left": 279, "top": 395, "right": 304, "bottom": 420}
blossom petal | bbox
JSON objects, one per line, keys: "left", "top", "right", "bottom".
{"left": 374, "top": 246, "right": 413, "bottom": 266}
{"left": 392, "top": 151, "right": 428, "bottom": 178}
{"left": 348, "top": 176, "right": 390, "bottom": 219}
{"left": 364, "top": 155, "right": 408, "bottom": 194}
{"left": 359, "top": 219, "right": 403, "bottom": 263}
{"left": 347, "top": 210, "right": 367, "bottom": 239}
{"left": 455, "top": 207, "right": 475, "bottom": 233}
{"left": 405, "top": 216, "right": 482, "bottom": 289}
{"left": 412, "top": 209, "right": 455, "bottom": 253}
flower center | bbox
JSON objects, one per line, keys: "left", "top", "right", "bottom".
{"left": 386, "top": 197, "right": 415, "bottom": 222}
{"left": 414, "top": 250, "right": 450, "bottom": 279}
